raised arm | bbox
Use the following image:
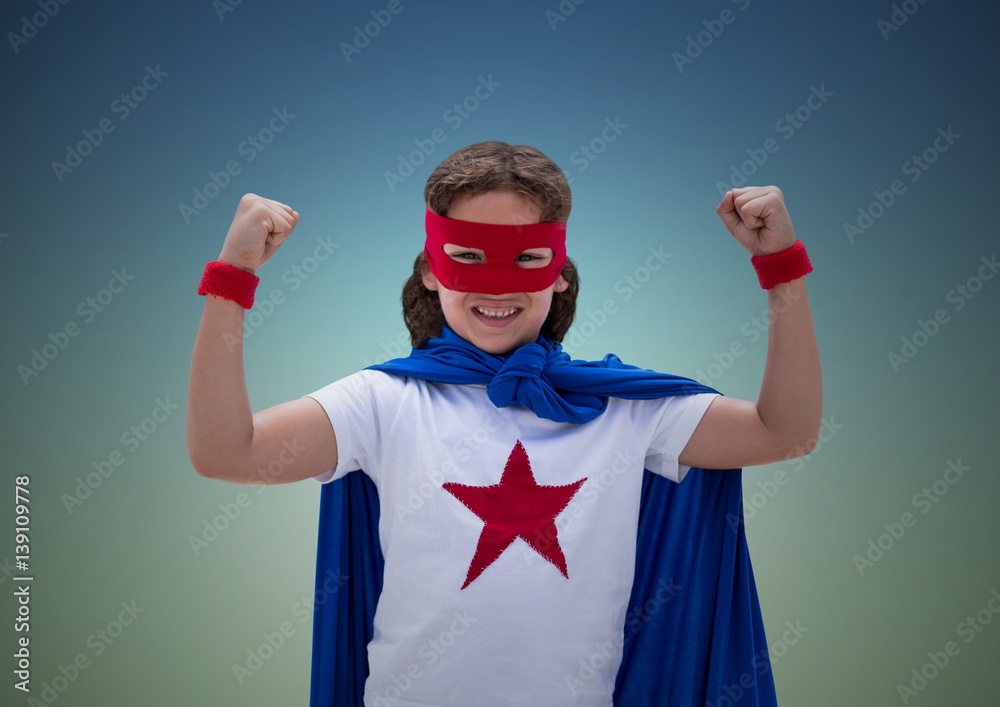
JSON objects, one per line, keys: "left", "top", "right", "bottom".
{"left": 186, "top": 194, "right": 339, "bottom": 484}
{"left": 678, "top": 186, "right": 822, "bottom": 470}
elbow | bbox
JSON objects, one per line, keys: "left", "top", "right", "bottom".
{"left": 189, "top": 453, "right": 220, "bottom": 480}
{"left": 187, "top": 445, "right": 230, "bottom": 481}
{"left": 782, "top": 422, "right": 822, "bottom": 460}
{"left": 798, "top": 434, "right": 819, "bottom": 456}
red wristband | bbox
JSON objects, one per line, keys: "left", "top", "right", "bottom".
{"left": 750, "top": 240, "right": 813, "bottom": 289}
{"left": 197, "top": 260, "right": 260, "bottom": 309}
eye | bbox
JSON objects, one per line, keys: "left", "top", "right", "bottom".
{"left": 442, "top": 244, "right": 486, "bottom": 263}
{"left": 515, "top": 248, "right": 554, "bottom": 269}
{"left": 454, "top": 251, "right": 483, "bottom": 261}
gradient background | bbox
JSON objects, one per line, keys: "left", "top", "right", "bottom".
{"left": 1, "top": 0, "right": 998, "bottom": 704}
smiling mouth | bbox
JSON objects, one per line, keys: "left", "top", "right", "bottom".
{"left": 471, "top": 305, "right": 522, "bottom": 326}
{"left": 474, "top": 306, "right": 520, "bottom": 318}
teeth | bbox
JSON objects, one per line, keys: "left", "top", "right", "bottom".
{"left": 475, "top": 306, "right": 519, "bottom": 318}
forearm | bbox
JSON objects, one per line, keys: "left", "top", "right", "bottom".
{"left": 755, "top": 274, "right": 822, "bottom": 451}
{"left": 186, "top": 294, "right": 254, "bottom": 476}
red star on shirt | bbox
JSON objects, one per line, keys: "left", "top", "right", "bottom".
{"left": 443, "top": 439, "right": 587, "bottom": 589}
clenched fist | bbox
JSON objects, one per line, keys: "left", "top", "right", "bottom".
{"left": 716, "top": 186, "right": 797, "bottom": 257}
{"left": 218, "top": 193, "right": 300, "bottom": 273}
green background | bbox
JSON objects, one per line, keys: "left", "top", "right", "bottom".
{"left": 1, "top": 0, "right": 998, "bottom": 704}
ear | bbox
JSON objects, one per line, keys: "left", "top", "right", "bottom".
{"left": 420, "top": 259, "right": 439, "bottom": 291}
{"left": 552, "top": 272, "right": 569, "bottom": 294}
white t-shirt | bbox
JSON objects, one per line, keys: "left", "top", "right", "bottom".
{"left": 302, "top": 369, "right": 719, "bottom": 707}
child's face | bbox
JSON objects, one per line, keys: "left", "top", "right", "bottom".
{"left": 421, "top": 189, "right": 569, "bottom": 355}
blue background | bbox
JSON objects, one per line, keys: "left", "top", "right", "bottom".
{"left": 1, "top": 0, "right": 998, "bottom": 704}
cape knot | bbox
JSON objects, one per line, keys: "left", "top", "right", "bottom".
{"left": 487, "top": 342, "right": 551, "bottom": 408}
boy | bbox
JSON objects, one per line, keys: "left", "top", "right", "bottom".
{"left": 187, "top": 141, "right": 821, "bottom": 705}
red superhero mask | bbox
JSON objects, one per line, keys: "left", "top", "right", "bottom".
{"left": 423, "top": 206, "right": 567, "bottom": 295}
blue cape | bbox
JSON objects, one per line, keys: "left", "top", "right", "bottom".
{"left": 309, "top": 324, "right": 778, "bottom": 706}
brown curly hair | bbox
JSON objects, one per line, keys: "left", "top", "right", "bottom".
{"left": 402, "top": 140, "right": 579, "bottom": 348}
